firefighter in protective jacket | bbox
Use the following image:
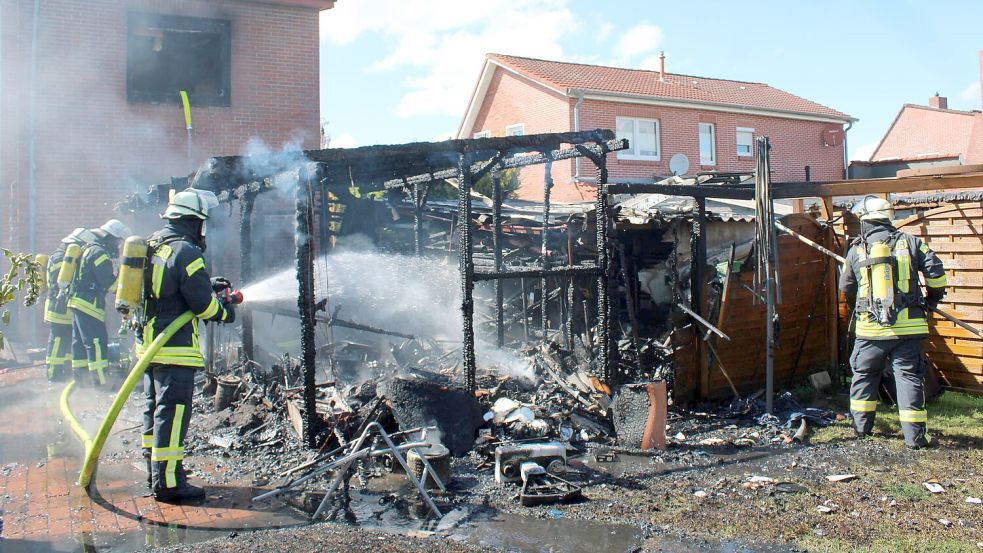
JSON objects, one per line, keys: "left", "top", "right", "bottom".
{"left": 138, "top": 188, "right": 235, "bottom": 503}
{"left": 839, "top": 196, "right": 948, "bottom": 449}
{"left": 67, "top": 219, "right": 130, "bottom": 387}
{"left": 43, "top": 228, "right": 95, "bottom": 381}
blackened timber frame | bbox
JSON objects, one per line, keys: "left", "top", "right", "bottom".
{"left": 386, "top": 132, "right": 627, "bottom": 391}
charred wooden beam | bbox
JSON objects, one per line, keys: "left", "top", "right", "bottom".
{"left": 295, "top": 166, "right": 318, "bottom": 449}
{"left": 458, "top": 150, "right": 478, "bottom": 394}
{"left": 473, "top": 265, "right": 602, "bottom": 281}
{"left": 240, "top": 191, "right": 256, "bottom": 361}
{"left": 384, "top": 138, "right": 627, "bottom": 189}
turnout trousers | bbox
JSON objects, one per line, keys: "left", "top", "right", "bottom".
{"left": 142, "top": 364, "right": 195, "bottom": 492}
{"left": 71, "top": 310, "right": 109, "bottom": 386}
{"left": 849, "top": 337, "right": 928, "bottom": 447}
{"left": 45, "top": 321, "right": 73, "bottom": 381}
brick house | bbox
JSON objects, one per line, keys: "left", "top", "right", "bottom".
{"left": 0, "top": 0, "right": 334, "bottom": 256}
{"left": 852, "top": 51, "right": 983, "bottom": 179}
{"left": 458, "top": 53, "right": 855, "bottom": 202}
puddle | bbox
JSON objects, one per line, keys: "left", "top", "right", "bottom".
{"left": 454, "top": 512, "right": 643, "bottom": 553}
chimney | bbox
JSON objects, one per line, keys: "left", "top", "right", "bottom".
{"left": 928, "top": 92, "right": 948, "bottom": 110}
{"left": 659, "top": 51, "right": 666, "bottom": 82}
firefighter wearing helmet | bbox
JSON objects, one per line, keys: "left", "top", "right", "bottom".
{"left": 43, "top": 227, "right": 96, "bottom": 381}
{"left": 839, "top": 195, "right": 948, "bottom": 449}
{"left": 138, "top": 188, "right": 235, "bottom": 503}
{"left": 67, "top": 219, "right": 131, "bottom": 387}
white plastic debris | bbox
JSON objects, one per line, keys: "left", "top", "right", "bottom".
{"left": 504, "top": 407, "right": 535, "bottom": 424}
{"left": 939, "top": 518, "right": 953, "bottom": 528}
{"left": 674, "top": 432, "right": 686, "bottom": 441}
{"left": 816, "top": 505, "right": 834, "bottom": 514}
{"left": 966, "top": 497, "right": 982, "bottom": 504}
{"left": 826, "top": 474, "right": 858, "bottom": 483}
{"left": 924, "top": 482, "right": 945, "bottom": 494}
{"left": 748, "top": 476, "right": 776, "bottom": 484}
{"left": 492, "top": 397, "right": 520, "bottom": 415}
{"left": 693, "top": 490, "right": 708, "bottom": 498}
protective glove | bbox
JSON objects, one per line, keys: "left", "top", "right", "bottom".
{"left": 925, "top": 287, "right": 945, "bottom": 311}
{"left": 211, "top": 276, "right": 232, "bottom": 293}
{"left": 222, "top": 303, "right": 236, "bottom": 324}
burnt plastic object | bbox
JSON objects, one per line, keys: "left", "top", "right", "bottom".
{"left": 519, "top": 471, "right": 583, "bottom": 507}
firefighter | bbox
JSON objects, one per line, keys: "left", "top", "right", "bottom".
{"left": 839, "top": 195, "right": 947, "bottom": 449}
{"left": 43, "top": 228, "right": 95, "bottom": 381}
{"left": 138, "top": 188, "right": 235, "bottom": 503}
{"left": 68, "top": 219, "right": 131, "bottom": 387}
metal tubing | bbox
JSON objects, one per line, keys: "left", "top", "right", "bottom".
{"left": 492, "top": 168, "right": 505, "bottom": 347}
{"left": 541, "top": 152, "right": 554, "bottom": 337}
{"left": 676, "top": 303, "right": 731, "bottom": 341}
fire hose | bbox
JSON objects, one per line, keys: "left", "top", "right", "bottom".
{"left": 76, "top": 310, "right": 194, "bottom": 489}
{"left": 60, "top": 380, "right": 93, "bottom": 453}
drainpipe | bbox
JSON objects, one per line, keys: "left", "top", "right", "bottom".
{"left": 28, "top": 0, "right": 40, "bottom": 254}
{"left": 842, "top": 121, "right": 853, "bottom": 180}
{"left": 572, "top": 89, "right": 585, "bottom": 182}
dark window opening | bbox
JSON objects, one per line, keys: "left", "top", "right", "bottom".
{"left": 127, "top": 12, "right": 231, "bottom": 107}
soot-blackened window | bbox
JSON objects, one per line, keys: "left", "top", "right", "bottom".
{"left": 127, "top": 13, "right": 231, "bottom": 106}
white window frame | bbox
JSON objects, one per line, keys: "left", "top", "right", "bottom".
{"left": 473, "top": 130, "right": 491, "bottom": 139}
{"left": 504, "top": 123, "right": 525, "bottom": 136}
{"left": 699, "top": 122, "right": 716, "bottom": 166}
{"left": 736, "top": 127, "right": 754, "bottom": 157}
{"left": 615, "top": 117, "right": 661, "bottom": 161}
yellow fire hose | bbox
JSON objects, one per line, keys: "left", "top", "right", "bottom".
{"left": 60, "top": 380, "right": 93, "bottom": 452}
{"left": 76, "top": 311, "right": 194, "bottom": 489}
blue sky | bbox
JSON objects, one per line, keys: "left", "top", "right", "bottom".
{"left": 318, "top": 0, "right": 982, "bottom": 161}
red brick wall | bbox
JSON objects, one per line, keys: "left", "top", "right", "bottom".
{"left": 468, "top": 68, "right": 846, "bottom": 201}
{"left": 1, "top": 0, "right": 321, "bottom": 255}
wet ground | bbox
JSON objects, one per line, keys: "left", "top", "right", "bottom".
{"left": 2, "top": 363, "right": 980, "bottom": 552}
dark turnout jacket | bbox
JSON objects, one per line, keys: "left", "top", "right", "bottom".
{"left": 67, "top": 240, "right": 117, "bottom": 322}
{"left": 135, "top": 219, "right": 232, "bottom": 368}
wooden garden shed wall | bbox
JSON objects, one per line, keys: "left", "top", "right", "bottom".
{"left": 895, "top": 201, "right": 983, "bottom": 394}
{"left": 673, "top": 213, "right": 838, "bottom": 400}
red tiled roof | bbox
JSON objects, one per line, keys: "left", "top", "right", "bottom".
{"left": 487, "top": 53, "right": 853, "bottom": 121}
{"left": 870, "top": 104, "right": 978, "bottom": 162}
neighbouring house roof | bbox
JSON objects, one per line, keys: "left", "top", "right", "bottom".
{"left": 869, "top": 104, "right": 981, "bottom": 163}
{"left": 459, "top": 54, "right": 854, "bottom": 137}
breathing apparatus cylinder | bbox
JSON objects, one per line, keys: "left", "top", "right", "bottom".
{"left": 115, "top": 236, "right": 148, "bottom": 331}
{"left": 57, "top": 243, "right": 81, "bottom": 294}
{"left": 34, "top": 254, "right": 49, "bottom": 293}
{"left": 869, "top": 242, "right": 895, "bottom": 325}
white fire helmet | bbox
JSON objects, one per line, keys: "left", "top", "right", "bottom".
{"left": 852, "top": 195, "right": 894, "bottom": 222}
{"left": 62, "top": 227, "right": 97, "bottom": 244}
{"left": 162, "top": 188, "right": 219, "bottom": 221}
{"left": 100, "top": 219, "right": 132, "bottom": 239}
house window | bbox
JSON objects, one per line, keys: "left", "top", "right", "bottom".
{"left": 473, "top": 130, "right": 491, "bottom": 139}
{"left": 736, "top": 127, "right": 754, "bottom": 157}
{"left": 699, "top": 123, "right": 716, "bottom": 165}
{"left": 127, "top": 12, "right": 232, "bottom": 106}
{"left": 615, "top": 117, "right": 660, "bottom": 160}
{"left": 505, "top": 124, "right": 525, "bottom": 136}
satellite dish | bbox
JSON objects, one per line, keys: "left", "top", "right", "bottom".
{"left": 669, "top": 154, "right": 689, "bottom": 176}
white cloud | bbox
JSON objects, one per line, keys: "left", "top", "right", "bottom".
{"left": 959, "top": 80, "right": 981, "bottom": 102}
{"left": 329, "top": 133, "right": 359, "bottom": 149}
{"left": 321, "top": 0, "right": 578, "bottom": 118}
{"left": 850, "top": 140, "right": 879, "bottom": 162}
{"left": 614, "top": 24, "right": 664, "bottom": 63}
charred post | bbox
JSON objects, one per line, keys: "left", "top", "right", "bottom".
{"left": 541, "top": 152, "right": 554, "bottom": 338}
{"left": 295, "top": 165, "right": 318, "bottom": 448}
{"left": 239, "top": 190, "right": 256, "bottom": 361}
{"left": 458, "top": 150, "right": 478, "bottom": 394}
{"left": 594, "top": 145, "right": 612, "bottom": 382}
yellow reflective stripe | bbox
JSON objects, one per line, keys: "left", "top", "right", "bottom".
{"left": 919, "top": 242, "right": 929, "bottom": 254}
{"left": 93, "top": 254, "right": 110, "bottom": 267}
{"left": 166, "top": 404, "right": 186, "bottom": 488}
{"left": 851, "top": 399, "right": 878, "bottom": 412}
{"left": 899, "top": 409, "right": 928, "bottom": 423}
{"left": 156, "top": 346, "right": 203, "bottom": 356}
{"left": 152, "top": 262, "right": 165, "bottom": 298}
{"left": 142, "top": 434, "right": 154, "bottom": 449}
{"left": 146, "top": 356, "right": 205, "bottom": 368}
{"left": 67, "top": 297, "right": 106, "bottom": 321}
{"left": 151, "top": 446, "right": 185, "bottom": 461}
{"left": 72, "top": 359, "right": 88, "bottom": 369}
{"left": 197, "top": 297, "right": 220, "bottom": 320}
{"left": 926, "top": 275, "right": 947, "bottom": 288}
{"left": 185, "top": 257, "right": 205, "bottom": 277}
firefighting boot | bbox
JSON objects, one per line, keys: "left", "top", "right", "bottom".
{"left": 154, "top": 483, "right": 206, "bottom": 504}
